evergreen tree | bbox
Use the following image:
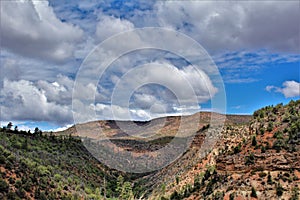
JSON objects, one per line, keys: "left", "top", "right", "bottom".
{"left": 7, "top": 122, "right": 13, "bottom": 130}
{"left": 116, "top": 175, "right": 124, "bottom": 195}
{"left": 252, "top": 136, "right": 257, "bottom": 146}
{"left": 120, "top": 182, "right": 134, "bottom": 200}
{"left": 251, "top": 186, "right": 257, "bottom": 198}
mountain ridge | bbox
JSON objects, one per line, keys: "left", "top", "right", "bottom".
{"left": 0, "top": 100, "right": 299, "bottom": 199}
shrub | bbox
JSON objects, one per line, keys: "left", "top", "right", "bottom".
{"left": 23, "top": 179, "right": 33, "bottom": 192}
{"left": 194, "top": 174, "right": 201, "bottom": 190}
{"left": 0, "top": 155, "right": 5, "bottom": 164}
{"left": 16, "top": 187, "right": 26, "bottom": 198}
{"left": 259, "top": 172, "right": 267, "bottom": 178}
{"left": 183, "top": 184, "right": 192, "bottom": 198}
{"left": 120, "top": 181, "right": 134, "bottom": 200}
{"left": 229, "top": 192, "right": 235, "bottom": 200}
{"left": 233, "top": 143, "right": 242, "bottom": 154}
{"left": 273, "top": 139, "right": 286, "bottom": 152}
{"left": 265, "top": 142, "right": 270, "bottom": 150}
{"left": 274, "top": 131, "right": 283, "bottom": 139}
{"left": 175, "top": 176, "right": 180, "bottom": 185}
{"left": 252, "top": 136, "right": 257, "bottom": 146}
{"left": 37, "top": 165, "right": 51, "bottom": 176}
{"left": 290, "top": 187, "right": 299, "bottom": 200}
{"left": 267, "top": 172, "right": 273, "bottom": 184}
{"left": 35, "top": 190, "right": 47, "bottom": 200}
{"left": 170, "top": 190, "right": 181, "bottom": 200}
{"left": 214, "top": 191, "right": 224, "bottom": 200}
{"left": 261, "top": 145, "right": 266, "bottom": 153}
{"left": 260, "top": 128, "right": 265, "bottom": 135}
{"left": 276, "top": 183, "right": 284, "bottom": 197}
{"left": 8, "top": 177, "right": 14, "bottom": 184}
{"left": 204, "top": 179, "right": 215, "bottom": 196}
{"left": 267, "top": 122, "right": 274, "bottom": 132}
{"left": 11, "top": 141, "right": 22, "bottom": 149}
{"left": 7, "top": 191, "right": 17, "bottom": 199}
{"left": 0, "top": 179, "right": 9, "bottom": 193}
{"left": 54, "top": 174, "right": 62, "bottom": 182}
{"left": 245, "top": 153, "right": 255, "bottom": 165}
{"left": 7, "top": 154, "right": 15, "bottom": 163}
{"left": 15, "top": 179, "right": 22, "bottom": 188}
{"left": 251, "top": 186, "right": 257, "bottom": 198}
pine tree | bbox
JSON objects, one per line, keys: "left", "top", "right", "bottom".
{"left": 251, "top": 186, "right": 257, "bottom": 198}
{"left": 116, "top": 175, "right": 124, "bottom": 195}
{"left": 120, "top": 182, "right": 134, "bottom": 200}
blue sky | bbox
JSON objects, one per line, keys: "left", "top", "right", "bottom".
{"left": 0, "top": 0, "right": 299, "bottom": 131}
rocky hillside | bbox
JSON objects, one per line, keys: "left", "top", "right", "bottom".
{"left": 149, "top": 100, "right": 300, "bottom": 200}
{"left": 0, "top": 100, "right": 299, "bottom": 200}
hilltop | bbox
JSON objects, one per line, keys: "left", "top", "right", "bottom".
{"left": 0, "top": 100, "right": 299, "bottom": 199}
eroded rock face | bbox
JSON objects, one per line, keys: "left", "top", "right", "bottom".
{"left": 217, "top": 152, "right": 300, "bottom": 172}
{"left": 146, "top": 100, "right": 300, "bottom": 200}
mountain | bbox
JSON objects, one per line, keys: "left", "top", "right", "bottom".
{"left": 0, "top": 100, "right": 299, "bottom": 199}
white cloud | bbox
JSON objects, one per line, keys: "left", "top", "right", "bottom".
{"left": 2, "top": 0, "right": 298, "bottom": 127}
{"left": 280, "top": 81, "right": 300, "bottom": 98}
{"left": 50, "top": 124, "right": 73, "bottom": 132}
{"left": 266, "top": 85, "right": 276, "bottom": 92}
{"left": 0, "top": 59, "right": 21, "bottom": 83}
{"left": 266, "top": 80, "right": 300, "bottom": 98}
{"left": 95, "top": 62, "right": 216, "bottom": 119}
{"left": 0, "top": 74, "right": 112, "bottom": 125}
{"left": 36, "top": 74, "right": 73, "bottom": 105}
{"left": 0, "top": 0, "right": 83, "bottom": 63}
{"left": 0, "top": 79, "right": 73, "bottom": 125}
{"left": 155, "top": 1, "right": 300, "bottom": 53}
{"left": 72, "top": 61, "right": 216, "bottom": 122}
{"left": 95, "top": 15, "right": 135, "bottom": 42}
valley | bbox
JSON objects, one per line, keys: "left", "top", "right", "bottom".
{"left": 0, "top": 100, "right": 299, "bottom": 199}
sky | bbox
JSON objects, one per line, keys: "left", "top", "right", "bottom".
{"left": 0, "top": 0, "right": 299, "bottom": 131}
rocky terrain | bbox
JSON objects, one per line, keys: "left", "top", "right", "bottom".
{"left": 0, "top": 100, "right": 299, "bottom": 199}
{"left": 146, "top": 100, "right": 300, "bottom": 200}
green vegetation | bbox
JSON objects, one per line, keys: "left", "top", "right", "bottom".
{"left": 229, "top": 192, "right": 235, "bottom": 200}
{"left": 261, "top": 145, "right": 266, "bottom": 153}
{"left": 276, "top": 183, "right": 284, "bottom": 197}
{"left": 0, "top": 179, "right": 9, "bottom": 193}
{"left": 267, "top": 172, "right": 273, "bottom": 184}
{"left": 245, "top": 153, "right": 255, "bottom": 165}
{"left": 175, "top": 175, "right": 180, "bottom": 185}
{"left": 251, "top": 135, "right": 257, "bottom": 146}
{"left": 0, "top": 128, "right": 124, "bottom": 199}
{"left": 233, "top": 143, "right": 242, "bottom": 154}
{"left": 290, "top": 187, "right": 299, "bottom": 200}
{"left": 273, "top": 138, "right": 286, "bottom": 152}
{"left": 253, "top": 100, "right": 300, "bottom": 153}
{"left": 169, "top": 167, "right": 227, "bottom": 200}
{"left": 251, "top": 186, "right": 258, "bottom": 198}
{"left": 0, "top": 99, "right": 299, "bottom": 199}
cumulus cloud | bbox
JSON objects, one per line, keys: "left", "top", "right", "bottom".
{"left": 0, "top": 0, "right": 83, "bottom": 63}
{"left": 36, "top": 74, "right": 74, "bottom": 105}
{"left": 95, "top": 15, "right": 135, "bottom": 42}
{"left": 72, "top": 60, "right": 217, "bottom": 122}
{"left": 0, "top": 79, "right": 73, "bottom": 125}
{"left": 155, "top": 1, "right": 300, "bottom": 53}
{"left": 128, "top": 63, "right": 216, "bottom": 103}
{"left": 0, "top": 74, "right": 112, "bottom": 125}
{"left": 2, "top": 0, "right": 297, "bottom": 127}
{"left": 0, "top": 59, "right": 21, "bottom": 83}
{"left": 266, "top": 81, "right": 300, "bottom": 98}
